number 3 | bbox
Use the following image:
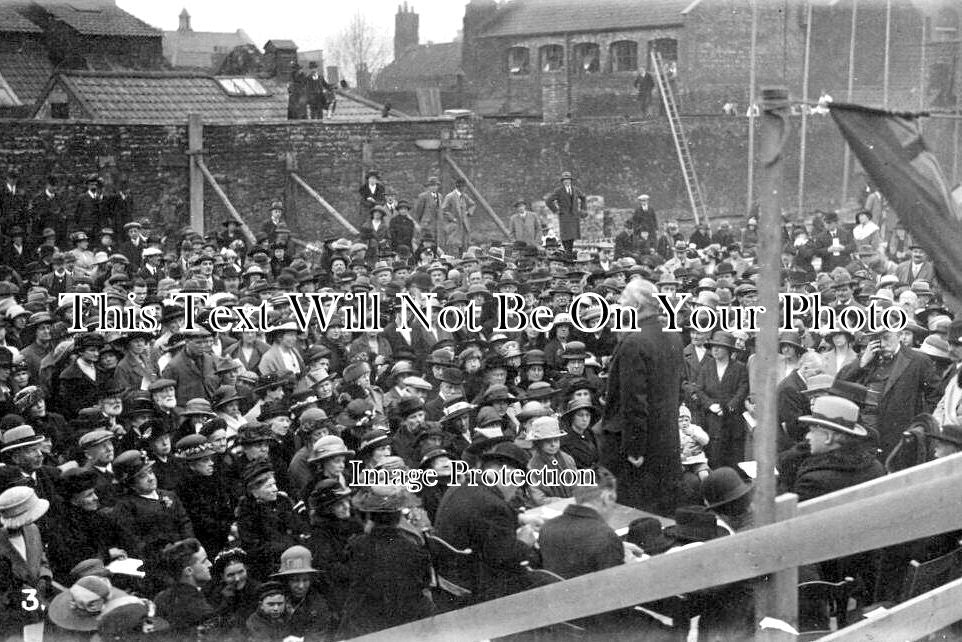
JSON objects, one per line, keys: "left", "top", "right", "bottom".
{"left": 21, "top": 588, "right": 39, "bottom": 611}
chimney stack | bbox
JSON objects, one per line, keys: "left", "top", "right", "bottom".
{"left": 178, "top": 8, "right": 191, "bottom": 32}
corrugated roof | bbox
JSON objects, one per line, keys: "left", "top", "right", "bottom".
{"left": 0, "top": 5, "right": 42, "bottom": 33}
{"left": 37, "top": 70, "right": 397, "bottom": 122}
{"left": 163, "top": 29, "right": 256, "bottom": 69}
{"left": 376, "top": 42, "right": 462, "bottom": 91}
{"left": 478, "top": 0, "right": 689, "bottom": 38}
{"left": 43, "top": 3, "right": 161, "bottom": 37}
{"left": 0, "top": 50, "right": 54, "bottom": 105}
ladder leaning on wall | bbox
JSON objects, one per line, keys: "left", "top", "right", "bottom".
{"left": 650, "top": 50, "right": 707, "bottom": 226}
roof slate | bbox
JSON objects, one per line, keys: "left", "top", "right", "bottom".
{"left": 478, "top": 0, "right": 690, "bottom": 38}
{"left": 376, "top": 42, "right": 462, "bottom": 91}
{"left": 42, "top": 3, "right": 161, "bottom": 37}
{"left": 0, "top": 5, "right": 42, "bottom": 33}
{"left": 40, "top": 71, "right": 396, "bottom": 123}
{"left": 0, "top": 50, "right": 54, "bottom": 105}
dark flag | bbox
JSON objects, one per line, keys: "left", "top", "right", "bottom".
{"left": 830, "top": 103, "right": 962, "bottom": 298}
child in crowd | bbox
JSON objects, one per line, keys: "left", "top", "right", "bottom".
{"left": 679, "top": 404, "right": 711, "bottom": 482}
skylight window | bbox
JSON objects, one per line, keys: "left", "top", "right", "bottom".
{"left": 216, "top": 77, "right": 270, "bottom": 97}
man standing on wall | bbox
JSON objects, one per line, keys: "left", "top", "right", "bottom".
{"left": 545, "top": 171, "right": 587, "bottom": 255}
{"left": 441, "top": 178, "right": 476, "bottom": 255}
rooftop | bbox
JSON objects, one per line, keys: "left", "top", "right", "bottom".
{"left": 0, "top": 50, "right": 54, "bottom": 106}
{"left": 41, "top": 3, "right": 161, "bottom": 37}
{"left": 376, "top": 42, "right": 463, "bottom": 91}
{"left": 0, "top": 5, "right": 41, "bottom": 33}
{"left": 36, "top": 70, "right": 401, "bottom": 122}
{"left": 163, "top": 28, "right": 255, "bottom": 69}
{"left": 477, "top": 0, "right": 690, "bottom": 38}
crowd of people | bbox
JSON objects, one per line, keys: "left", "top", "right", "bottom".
{"left": 0, "top": 163, "right": 960, "bottom": 641}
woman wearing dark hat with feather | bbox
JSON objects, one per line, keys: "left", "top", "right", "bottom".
{"left": 306, "top": 479, "right": 363, "bottom": 613}
{"left": 336, "top": 485, "right": 434, "bottom": 638}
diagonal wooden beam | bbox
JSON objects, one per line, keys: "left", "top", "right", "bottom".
{"left": 442, "top": 151, "right": 511, "bottom": 238}
{"left": 195, "top": 156, "right": 257, "bottom": 246}
{"left": 289, "top": 171, "right": 359, "bottom": 235}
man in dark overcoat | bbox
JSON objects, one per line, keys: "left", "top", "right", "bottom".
{"left": 545, "top": 171, "right": 587, "bottom": 254}
{"left": 836, "top": 329, "right": 940, "bottom": 456}
{"left": 433, "top": 443, "right": 538, "bottom": 602}
{"left": 600, "top": 280, "right": 684, "bottom": 515}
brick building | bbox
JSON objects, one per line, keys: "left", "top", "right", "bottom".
{"left": 376, "top": 0, "right": 958, "bottom": 120}
{"left": 163, "top": 8, "right": 255, "bottom": 71}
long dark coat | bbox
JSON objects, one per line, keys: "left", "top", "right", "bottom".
{"left": 235, "top": 493, "right": 305, "bottom": 580}
{"left": 111, "top": 489, "right": 193, "bottom": 574}
{"left": 837, "top": 347, "right": 941, "bottom": 456}
{"left": 693, "top": 357, "right": 750, "bottom": 468}
{"left": 545, "top": 184, "right": 587, "bottom": 241}
{"left": 175, "top": 469, "right": 234, "bottom": 555}
{"left": 434, "top": 483, "right": 537, "bottom": 601}
{"left": 56, "top": 361, "right": 101, "bottom": 419}
{"left": 47, "top": 503, "right": 133, "bottom": 578}
{"left": 600, "top": 315, "right": 684, "bottom": 514}
{"left": 336, "top": 525, "right": 434, "bottom": 639}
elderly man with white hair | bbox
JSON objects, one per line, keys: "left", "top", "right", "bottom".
{"left": 599, "top": 280, "right": 685, "bottom": 514}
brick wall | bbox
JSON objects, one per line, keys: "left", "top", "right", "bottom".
{"left": 0, "top": 113, "right": 957, "bottom": 247}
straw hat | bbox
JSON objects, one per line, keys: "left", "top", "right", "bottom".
{"left": 48, "top": 576, "right": 127, "bottom": 632}
{"left": 0, "top": 486, "right": 49, "bottom": 529}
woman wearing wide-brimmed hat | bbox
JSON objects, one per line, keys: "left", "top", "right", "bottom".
{"left": 271, "top": 545, "right": 337, "bottom": 639}
{"left": 0, "top": 485, "right": 51, "bottom": 633}
{"left": 523, "top": 416, "right": 578, "bottom": 506}
{"left": 693, "top": 330, "right": 750, "bottom": 468}
{"left": 337, "top": 485, "right": 434, "bottom": 639}
{"left": 559, "top": 398, "right": 600, "bottom": 469}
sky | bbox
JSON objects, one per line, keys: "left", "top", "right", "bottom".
{"left": 116, "top": 0, "right": 467, "bottom": 53}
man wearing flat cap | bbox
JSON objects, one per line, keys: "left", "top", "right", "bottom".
{"left": 545, "top": 171, "right": 587, "bottom": 254}
{"left": 161, "top": 327, "right": 219, "bottom": 404}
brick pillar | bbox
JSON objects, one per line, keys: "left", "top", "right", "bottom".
{"left": 541, "top": 74, "right": 568, "bottom": 122}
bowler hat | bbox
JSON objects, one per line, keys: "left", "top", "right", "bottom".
{"left": 624, "top": 517, "right": 674, "bottom": 555}
{"left": 702, "top": 467, "right": 753, "bottom": 509}
{"left": 664, "top": 506, "right": 727, "bottom": 542}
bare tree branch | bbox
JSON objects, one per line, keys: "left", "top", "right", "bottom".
{"left": 325, "top": 11, "right": 391, "bottom": 88}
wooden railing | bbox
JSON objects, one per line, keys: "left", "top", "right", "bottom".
{"left": 353, "top": 453, "right": 962, "bottom": 641}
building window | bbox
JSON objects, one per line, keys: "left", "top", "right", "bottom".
{"left": 648, "top": 38, "right": 678, "bottom": 66}
{"left": 51, "top": 102, "right": 69, "bottom": 119}
{"left": 572, "top": 42, "right": 600, "bottom": 74}
{"left": 610, "top": 41, "right": 638, "bottom": 72}
{"left": 540, "top": 44, "right": 565, "bottom": 72}
{"left": 505, "top": 47, "right": 530, "bottom": 75}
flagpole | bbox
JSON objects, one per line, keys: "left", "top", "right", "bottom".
{"left": 798, "top": 0, "right": 813, "bottom": 217}
{"left": 840, "top": 0, "right": 858, "bottom": 206}
{"left": 753, "top": 86, "right": 792, "bottom": 636}
{"left": 746, "top": 0, "right": 758, "bottom": 216}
